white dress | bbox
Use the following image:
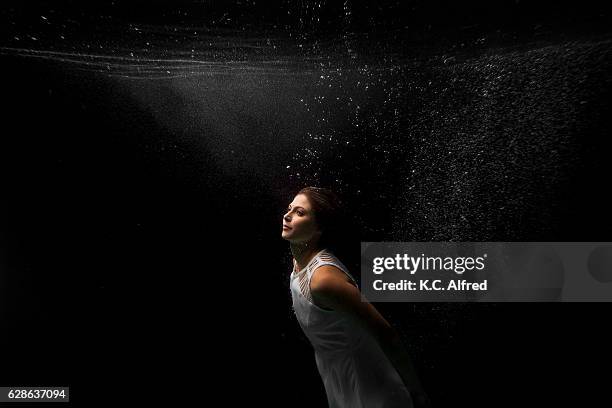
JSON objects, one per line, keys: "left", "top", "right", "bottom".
{"left": 290, "top": 248, "right": 414, "bottom": 408}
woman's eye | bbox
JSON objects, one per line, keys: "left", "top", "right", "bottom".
{"left": 286, "top": 207, "right": 303, "bottom": 216}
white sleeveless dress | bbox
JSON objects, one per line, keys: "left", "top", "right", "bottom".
{"left": 290, "top": 248, "right": 414, "bottom": 408}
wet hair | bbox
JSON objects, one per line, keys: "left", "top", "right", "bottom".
{"left": 297, "top": 186, "right": 349, "bottom": 254}
{"left": 296, "top": 186, "right": 360, "bottom": 284}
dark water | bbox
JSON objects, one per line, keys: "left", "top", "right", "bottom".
{"left": 1, "top": 1, "right": 611, "bottom": 407}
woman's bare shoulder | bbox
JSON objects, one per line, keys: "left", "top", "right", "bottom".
{"left": 310, "top": 265, "right": 361, "bottom": 311}
{"left": 310, "top": 265, "right": 357, "bottom": 292}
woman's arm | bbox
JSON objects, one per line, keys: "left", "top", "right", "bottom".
{"left": 311, "top": 265, "right": 432, "bottom": 407}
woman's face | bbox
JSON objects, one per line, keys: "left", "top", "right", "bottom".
{"left": 282, "top": 194, "right": 322, "bottom": 244}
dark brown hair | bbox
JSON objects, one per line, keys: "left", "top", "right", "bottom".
{"left": 296, "top": 186, "right": 360, "bottom": 282}
{"left": 297, "top": 186, "right": 346, "bottom": 253}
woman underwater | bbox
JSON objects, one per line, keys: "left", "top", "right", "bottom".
{"left": 282, "top": 186, "right": 432, "bottom": 408}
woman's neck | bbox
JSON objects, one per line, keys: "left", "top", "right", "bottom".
{"left": 290, "top": 242, "right": 322, "bottom": 271}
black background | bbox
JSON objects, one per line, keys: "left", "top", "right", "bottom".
{"left": 1, "top": 1, "right": 611, "bottom": 407}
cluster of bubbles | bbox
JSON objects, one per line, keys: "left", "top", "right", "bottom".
{"left": 3, "top": 3, "right": 611, "bottom": 359}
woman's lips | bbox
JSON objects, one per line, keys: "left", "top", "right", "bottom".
{"left": 283, "top": 225, "right": 292, "bottom": 230}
